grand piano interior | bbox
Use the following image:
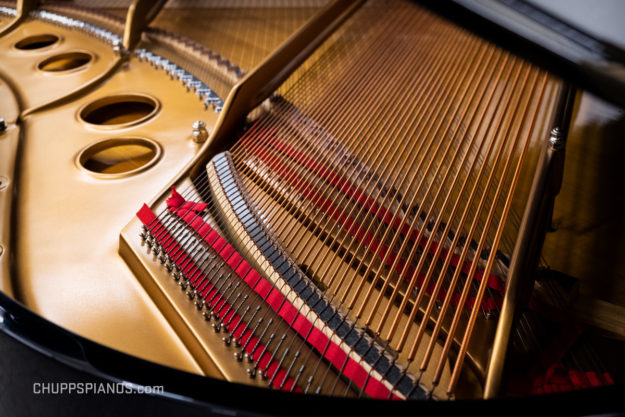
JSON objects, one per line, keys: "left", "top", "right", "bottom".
{"left": 0, "top": 0, "right": 623, "bottom": 415}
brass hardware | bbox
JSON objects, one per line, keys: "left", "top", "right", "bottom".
{"left": 192, "top": 120, "right": 208, "bottom": 144}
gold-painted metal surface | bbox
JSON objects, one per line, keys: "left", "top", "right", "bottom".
{"left": 0, "top": 19, "right": 118, "bottom": 111}
{"left": 0, "top": 77, "right": 20, "bottom": 297}
{"left": 122, "top": 0, "right": 166, "bottom": 51}
{"left": 0, "top": 14, "right": 228, "bottom": 373}
{"left": 0, "top": 0, "right": 37, "bottom": 37}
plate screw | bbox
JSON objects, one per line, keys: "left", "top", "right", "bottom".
{"left": 549, "top": 127, "right": 563, "bottom": 150}
{"left": 192, "top": 120, "right": 208, "bottom": 143}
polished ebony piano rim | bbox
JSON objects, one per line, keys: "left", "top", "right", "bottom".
{"left": 0, "top": 291, "right": 622, "bottom": 416}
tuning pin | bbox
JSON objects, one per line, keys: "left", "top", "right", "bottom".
{"left": 233, "top": 338, "right": 241, "bottom": 347}
{"left": 112, "top": 39, "right": 127, "bottom": 57}
{"left": 212, "top": 322, "right": 222, "bottom": 333}
{"left": 222, "top": 336, "right": 232, "bottom": 346}
{"left": 234, "top": 352, "right": 243, "bottom": 362}
{"left": 195, "top": 299, "right": 205, "bottom": 310}
{"left": 186, "top": 289, "right": 196, "bottom": 300}
{"left": 246, "top": 368, "right": 256, "bottom": 379}
{"left": 178, "top": 279, "right": 188, "bottom": 291}
{"left": 165, "top": 261, "right": 173, "bottom": 272}
{"left": 258, "top": 369, "right": 266, "bottom": 380}
{"left": 187, "top": 80, "right": 202, "bottom": 92}
{"left": 243, "top": 352, "right": 254, "bottom": 363}
{"left": 202, "top": 311, "right": 211, "bottom": 321}
{"left": 485, "top": 311, "right": 497, "bottom": 320}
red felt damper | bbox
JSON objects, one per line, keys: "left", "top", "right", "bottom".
{"left": 139, "top": 192, "right": 402, "bottom": 399}
{"left": 137, "top": 204, "right": 300, "bottom": 392}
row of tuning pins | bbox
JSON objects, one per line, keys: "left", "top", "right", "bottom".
{"left": 140, "top": 224, "right": 273, "bottom": 383}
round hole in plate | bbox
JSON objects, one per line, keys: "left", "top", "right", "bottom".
{"left": 77, "top": 138, "right": 161, "bottom": 177}
{"left": 38, "top": 51, "right": 92, "bottom": 72}
{"left": 79, "top": 94, "right": 159, "bottom": 128}
{"left": 15, "top": 34, "right": 59, "bottom": 50}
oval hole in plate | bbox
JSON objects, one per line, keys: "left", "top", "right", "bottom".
{"left": 79, "top": 94, "right": 159, "bottom": 127}
{"left": 78, "top": 138, "right": 161, "bottom": 177}
{"left": 15, "top": 34, "right": 59, "bottom": 50}
{"left": 38, "top": 51, "right": 92, "bottom": 72}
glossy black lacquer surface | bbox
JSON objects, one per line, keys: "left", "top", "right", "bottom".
{"left": 0, "top": 292, "right": 623, "bottom": 416}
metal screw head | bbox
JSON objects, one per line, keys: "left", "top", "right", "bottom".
{"left": 549, "top": 127, "right": 563, "bottom": 150}
{"left": 192, "top": 120, "right": 208, "bottom": 143}
{"left": 192, "top": 120, "right": 205, "bottom": 130}
{"left": 112, "top": 40, "right": 127, "bottom": 57}
{"left": 0, "top": 118, "right": 7, "bottom": 133}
